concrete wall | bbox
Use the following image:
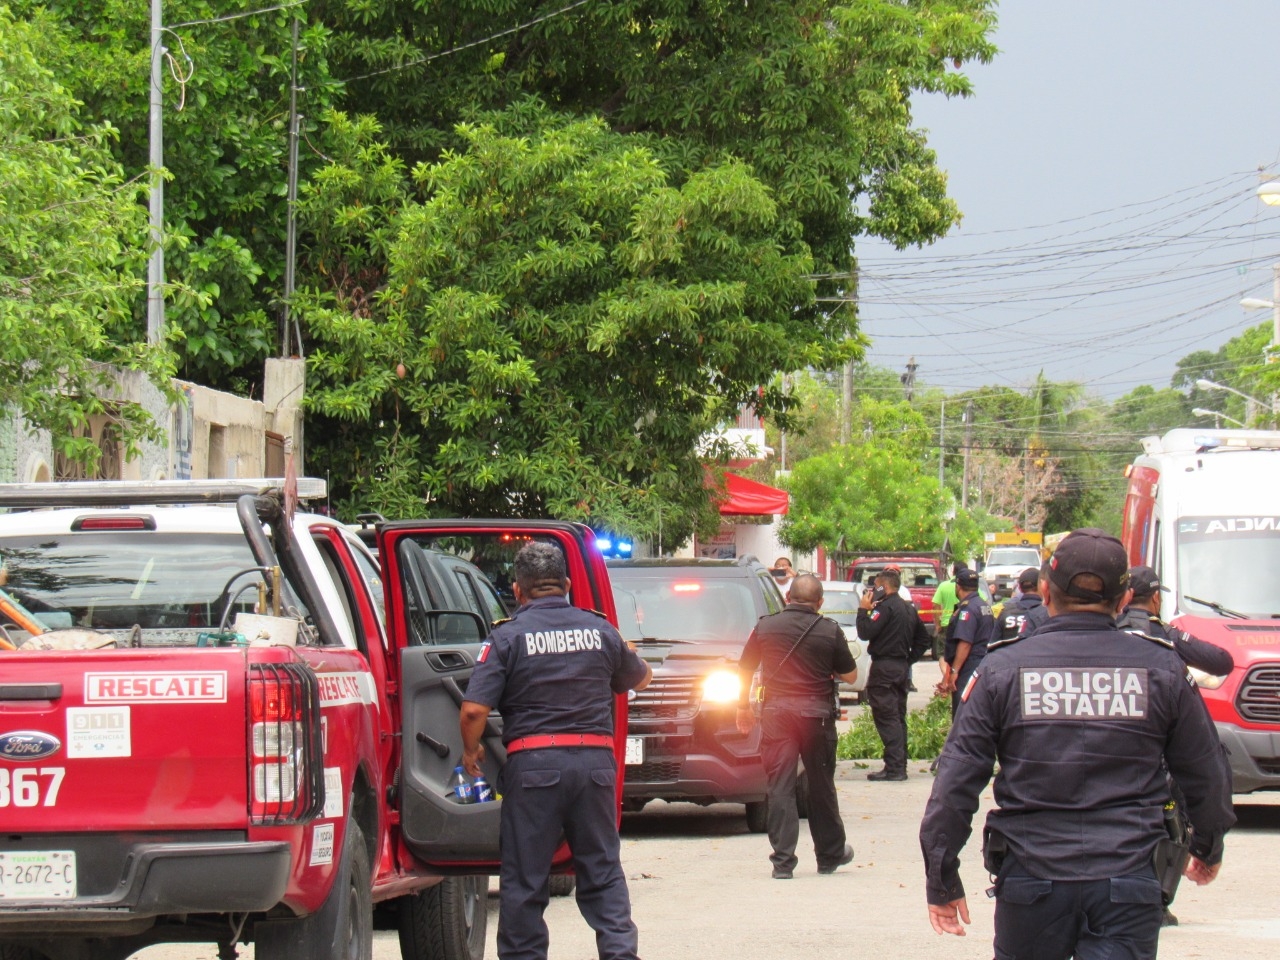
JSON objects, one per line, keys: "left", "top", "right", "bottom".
{"left": 0, "top": 359, "right": 305, "bottom": 484}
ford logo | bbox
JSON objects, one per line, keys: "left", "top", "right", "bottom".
{"left": 0, "top": 731, "right": 62, "bottom": 761}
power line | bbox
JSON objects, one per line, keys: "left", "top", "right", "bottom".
{"left": 342, "top": 0, "right": 594, "bottom": 82}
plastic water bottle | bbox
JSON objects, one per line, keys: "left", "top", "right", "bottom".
{"left": 448, "top": 765, "right": 475, "bottom": 804}
{"left": 472, "top": 773, "right": 495, "bottom": 803}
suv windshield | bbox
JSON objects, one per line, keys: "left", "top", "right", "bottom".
{"left": 608, "top": 570, "right": 757, "bottom": 643}
{"left": 1176, "top": 516, "right": 1280, "bottom": 619}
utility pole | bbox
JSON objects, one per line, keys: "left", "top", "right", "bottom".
{"left": 839, "top": 262, "right": 858, "bottom": 445}
{"left": 1271, "top": 263, "right": 1280, "bottom": 424}
{"left": 1022, "top": 444, "right": 1030, "bottom": 530}
{"left": 937, "top": 400, "right": 946, "bottom": 487}
{"left": 281, "top": 16, "right": 302, "bottom": 358}
{"left": 900, "top": 356, "right": 918, "bottom": 401}
{"left": 961, "top": 400, "right": 973, "bottom": 510}
{"left": 146, "top": 0, "right": 165, "bottom": 344}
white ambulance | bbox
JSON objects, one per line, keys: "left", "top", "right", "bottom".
{"left": 1121, "top": 428, "right": 1280, "bottom": 793}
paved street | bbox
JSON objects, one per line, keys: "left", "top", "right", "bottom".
{"left": 139, "top": 770, "right": 1280, "bottom": 960}
{"left": 136, "top": 662, "right": 1280, "bottom": 960}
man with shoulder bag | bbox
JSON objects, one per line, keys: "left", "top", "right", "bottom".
{"left": 737, "top": 575, "right": 858, "bottom": 879}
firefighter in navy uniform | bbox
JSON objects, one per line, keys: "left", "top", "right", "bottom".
{"left": 919, "top": 529, "right": 1235, "bottom": 960}
{"left": 937, "top": 568, "right": 994, "bottom": 714}
{"left": 460, "top": 542, "right": 652, "bottom": 960}
{"left": 1119, "top": 565, "right": 1235, "bottom": 678}
{"left": 993, "top": 566, "right": 1050, "bottom": 642}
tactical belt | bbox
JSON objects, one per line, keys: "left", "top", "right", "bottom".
{"left": 506, "top": 733, "right": 614, "bottom": 753}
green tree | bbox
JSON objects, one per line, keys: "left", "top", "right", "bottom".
{"left": 13, "top": 0, "right": 339, "bottom": 393}
{"left": 302, "top": 102, "right": 843, "bottom": 539}
{"left": 0, "top": 7, "right": 172, "bottom": 466}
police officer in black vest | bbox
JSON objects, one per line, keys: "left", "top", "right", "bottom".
{"left": 992, "top": 566, "right": 1050, "bottom": 642}
{"left": 856, "top": 568, "right": 931, "bottom": 781}
{"left": 1118, "top": 565, "right": 1234, "bottom": 678}
{"left": 1117, "top": 563, "right": 1234, "bottom": 928}
{"left": 461, "top": 542, "right": 652, "bottom": 960}
{"left": 938, "top": 568, "right": 994, "bottom": 713}
{"left": 736, "top": 574, "right": 857, "bottom": 879}
{"left": 919, "top": 529, "right": 1235, "bottom": 959}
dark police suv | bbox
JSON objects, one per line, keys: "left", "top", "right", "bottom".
{"left": 606, "top": 556, "right": 786, "bottom": 831}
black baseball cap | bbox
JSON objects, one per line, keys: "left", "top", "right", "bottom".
{"left": 1128, "top": 565, "right": 1161, "bottom": 598}
{"left": 1047, "top": 528, "right": 1129, "bottom": 602}
{"left": 1017, "top": 567, "right": 1040, "bottom": 589}
{"left": 956, "top": 568, "right": 980, "bottom": 589}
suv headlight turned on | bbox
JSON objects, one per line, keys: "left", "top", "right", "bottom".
{"left": 606, "top": 556, "right": 785, "bottom": 832}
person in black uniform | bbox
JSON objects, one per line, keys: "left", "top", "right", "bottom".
{"left": 1118, "top": 565, "right": 1235, "bottom": 677}
{"left": 919, "top": 528, "right": 1235, "bottom": 959}
{"left": 991, "top": 566, "right": 1050, "bottom": 642}
{"left": 736, "top": 574, "right": 857, "bottom": 879}
{"left": 1117, "top": 564, "right": 1234, "bottom": 928}
{"left": 460, "top": 542, "right": 652, "bottom": 960}
{"left": 937, "top": 568, "right": 993, "bottom": 714}
{"left": 856, "top": 568, "right": 931, "bottom": 781}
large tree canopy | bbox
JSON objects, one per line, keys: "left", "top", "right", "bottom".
{"left": 9, "top": 0, "right": 996, "bottom": 533}
{"left": 0, "top": 7, "right": 172, "bottom": 464}
{"left": 325, "top": 0, "right": 997, "bottom": 272}
{"left": 304, "top": 102, "right": 838, "bottom": 539}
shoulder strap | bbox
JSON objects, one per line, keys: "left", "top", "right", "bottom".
{"left": 767, "top": 614, "right": 823, "bottom": 684}
{"left": 1124, "top": 629, "right": 1175, "bottom": 650}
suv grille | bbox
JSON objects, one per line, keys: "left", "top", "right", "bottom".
{"left": 630, "top": 676, "right": 701, "bottom": 721}
{"left": 1235, "top": 665, "right": 1280, "bottom": 724}
{"left": 626, "top": 759, "right": 683, "bottom": 782}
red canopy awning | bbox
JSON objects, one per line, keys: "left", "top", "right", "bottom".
{"left": 717, "top": 472, "right": 789, "bottom": 516}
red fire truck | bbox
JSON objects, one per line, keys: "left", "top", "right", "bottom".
{"left": 0, "top": 479, "right": 626, "bottom": 960}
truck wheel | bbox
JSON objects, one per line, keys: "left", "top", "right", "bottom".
{"left": 548, "top": 873, "right": 576, "bottom": 898}
{"left": 256, "top": 818, "right": 373, "bottom": 960}
{"left": 397, "top": 876, "right": 487, "bottom": 960}
{"left": 744, "top": 800, "right": 768, "bottom": 833}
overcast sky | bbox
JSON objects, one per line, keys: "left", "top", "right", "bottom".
{"left": 856, "top": 1, "right": 1280, "bottom": 401}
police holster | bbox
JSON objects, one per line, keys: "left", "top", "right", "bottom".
{"left": 1153, "top": 799, "right": 1191, "bottom": 907}
{"left": 982, "top": 827, "right": 1008, "bottom": 878}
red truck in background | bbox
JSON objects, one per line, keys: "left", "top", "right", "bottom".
{"left": 1121, "top": 429, "right": 1280, "bottom": 794}
{"left": 844, "top": 553, "right": 946, "bottom": 640}
{"left": 0, "top": 479, "right": 627, "bottom": 960}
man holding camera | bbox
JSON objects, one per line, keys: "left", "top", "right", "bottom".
{"left": 857, "top": 569, "right": 932, "bottom": 781}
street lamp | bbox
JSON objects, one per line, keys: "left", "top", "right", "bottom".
{"left": 1258, "top": 181, "right": 1280, "bottom": 206}
{"left": 1191, "top": 407, "right": 1244, "bottom": 428}
{"left": 1195, "top": 378, "right": 1269, "bottom": 426}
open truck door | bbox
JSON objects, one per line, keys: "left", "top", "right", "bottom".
{"left": 379, "top": 520, "right": 624, "bottom": 870}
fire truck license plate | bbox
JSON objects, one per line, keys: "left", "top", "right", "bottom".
{"left": 625, "top": 737, "right": 644, "bottom": 765}
{"left": 0, "top": 851, "right": 76, "bottom": 900}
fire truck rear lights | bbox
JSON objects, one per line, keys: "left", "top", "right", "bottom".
{"left": 247, "top": 662, "right": 324, "bottom": 825}
{"left": 250, "top": 680, "right": 299, "bottom": 723}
